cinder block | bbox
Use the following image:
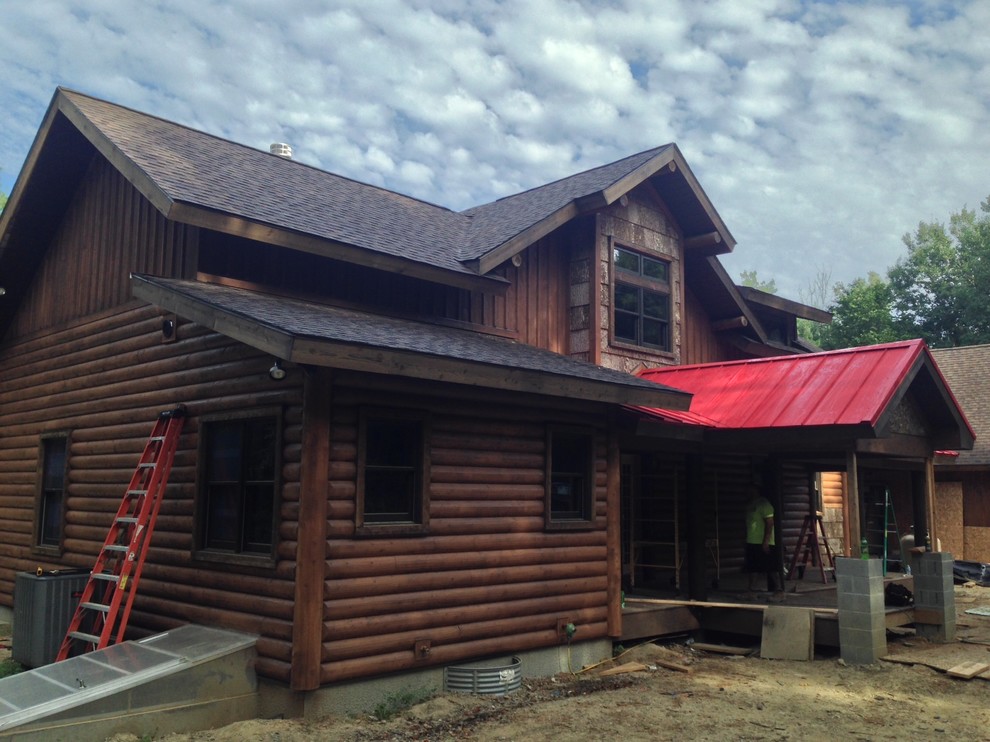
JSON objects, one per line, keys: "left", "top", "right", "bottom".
{"left": 837, "top": 591, "right": 884, "bottom": 615}
{"left": 915, "top": 589, "right": 944, "bottom": 608}
{"left": 836, "top": 557, "right": 882, "bottom": 579}
{"left": 839, "top": 625, "right": 887, "bottom": 665}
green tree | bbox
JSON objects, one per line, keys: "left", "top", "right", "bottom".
{"left": 889, "top": 198, "right": 990, "bottom": 347}
{"left": 738, "top": 269, "right": 777, "bottom": 294}
{"left": 818, "top": 272, "right": 900, "bottom": 350}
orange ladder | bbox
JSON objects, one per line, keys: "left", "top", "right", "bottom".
{"left": 787, "top": 511, "right": 837, "bottom": 584}
{"left": 56, "top": 406, "right": 186, "bottom": 661}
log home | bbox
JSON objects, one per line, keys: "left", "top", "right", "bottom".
{"left": 0, "top": 89, "right": 973, "bottom": 712}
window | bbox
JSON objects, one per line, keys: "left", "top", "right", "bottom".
{"left": 36, "top": 435, "right": 68, "bottom": 549}
{"left": 357, "top": 411, "right": 429, "bottom": 534}
{"left": 198, "top": 414, "right": 279, "bottom": 560}
{"left": 612, "top": 246, "right": 671, "bottom": 352}
{"left": 546, "top": 428, "right": 595, "bottom": 528}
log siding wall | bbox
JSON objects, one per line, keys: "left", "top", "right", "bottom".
{"left": 0, "top": 306, "right": 304, "bottom": 678}
{"left": 320, "top": 379, "right": 610, "bottom": 684}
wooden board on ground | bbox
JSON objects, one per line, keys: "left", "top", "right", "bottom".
{"left": 690, "top": 642, "right": 754, "bottom": 655}
{"left": 946, "top": 661, "right": 990, "bottom": 679}
{"left": 761, "top": 606, "right": 815, "bottom": 660}
{"left": 883, "top": 641, "right": 990, "bottom": 680}
{"left": 600, "top": 661, "right": 648, "bottom": 676}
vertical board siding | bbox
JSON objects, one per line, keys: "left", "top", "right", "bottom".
{"left": 7, "top": 158, "right": 198, "bottom": 340}
{"left": 0, "top": 305, "right": 303, "bottom": 677}
{"left": 322, "top": 386, "right": 608, "bottom": 684}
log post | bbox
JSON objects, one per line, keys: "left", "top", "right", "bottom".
{"left": 291, "top": 367, "right": 332, "bottom": 691}
{"left": 606, "top": 426, "right": 621, "bottom": 637}
{"left": 686, "top": 454, "right": 707, "bottom": 601}
{"left": 846, "top": 450, "right": 862, "bottom": 557}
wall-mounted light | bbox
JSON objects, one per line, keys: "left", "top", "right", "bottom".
{"left": 268, "top": 359, "right": 287, "bottom": 381}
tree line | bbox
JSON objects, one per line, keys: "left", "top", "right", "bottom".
{"left": 745, "top": 196, "right": 990, "bottom": 351}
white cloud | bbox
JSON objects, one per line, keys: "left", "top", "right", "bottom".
{"left": 1, "top": 0, "right": 989, "bottom": 301}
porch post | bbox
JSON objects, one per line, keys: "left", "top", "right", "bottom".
{"left": 846, "top": 450, "right": 863, "bottom": 557}
{"left": 685, "top": 453, "right": 707, "bottom": 601}
{"left": 291, "top": 367, "right": 332, "bottom": 691}
{"left": 606, "top": 427, "right": 622, "bottom": 636}
{"left": 911, "top": 468, "right": 928, "bottom": 550}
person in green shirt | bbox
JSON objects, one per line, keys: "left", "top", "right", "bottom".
{"left": 744, "top": 486, "right": 779, "bottom": 593}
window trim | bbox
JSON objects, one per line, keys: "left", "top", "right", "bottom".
{"left": 194, "top": 407, "right": 282, "bottom": 568}
{"left": 545, "top": 425, "right": 597, "bottom": 531}
{"left": 356, "top": 408, "right": 431, "bottom": 537}
{"left": 611, "top": 244, "right": 673, "bottom": 354}
{"left": 33, "top": 432, "right": 70, "bottom": 555}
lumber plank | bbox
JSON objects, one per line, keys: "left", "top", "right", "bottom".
{"left": 689, "top": 642, "right": 755, "bottom": 656}
{"left": 600, "top": 661, "right": 648, "bottom": 676}
{"left": 947, "top": 661, "right": 990, "bottom": 679}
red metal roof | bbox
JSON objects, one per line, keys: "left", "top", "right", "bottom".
{"left": 637, "top": 339, "right": 945, "bottom": 431}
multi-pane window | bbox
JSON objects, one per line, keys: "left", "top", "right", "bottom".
{"left": 37, "top": 435, "right": 68, "bottom": 549}
{"left": 546, "top": 428, "right": 595, "bottom": 527}
{"left": 200, "top": 415, "right": 278, "bottom": 557}
{"left": 613, "top": 246, "right": 671, "bottom": 352}
{"left": 358, "top": 412, "right": 429, "bottom": 532}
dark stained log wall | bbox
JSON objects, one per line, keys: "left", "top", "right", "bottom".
{"left": 6, "top": 158, "right": 198, "bottom": 340}
{"left": 0, "top": 304, "right": 304, "bottom": 675}
{"left": 318, "top": 377, "right": 609, "bottom": 684}
{"left": 0, "top": 305, "right": 301, "bottom": 676}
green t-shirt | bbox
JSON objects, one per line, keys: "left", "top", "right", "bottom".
{"left": 745, "top": 496, "right": 775, "bottom": 546}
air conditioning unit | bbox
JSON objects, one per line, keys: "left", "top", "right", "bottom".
{"left": 13, "top": 570, "right": 89, "bottom": 668}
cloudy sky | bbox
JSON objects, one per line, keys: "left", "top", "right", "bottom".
{"left": 1, "top": 0, "right": 987, "bottom": 300}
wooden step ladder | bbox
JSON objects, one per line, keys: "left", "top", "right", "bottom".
{"left": 56, "top": 406, "right": 186, "bottom": 662}
{"left": 787, "top": 511, "right": 837, "bottom": 584}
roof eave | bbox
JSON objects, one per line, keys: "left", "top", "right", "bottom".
{"left": 171, "top": 202, "right": 508, "bottom": 295}
{"left": 130, "top": 274, "right": 690, "bottom": 410}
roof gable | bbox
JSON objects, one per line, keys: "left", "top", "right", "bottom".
{"left": 636, "top": 339, "right": 974, "bottom": 450}
{"left": 461, "top": 144, "right": 736, "bottom": 274}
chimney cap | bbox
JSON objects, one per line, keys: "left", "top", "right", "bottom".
{"left": 270, "top": 143, "right": 292, "bottom": 159}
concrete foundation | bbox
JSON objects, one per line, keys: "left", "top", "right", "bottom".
{"left": 835, "top": 557, "right": 886, "bottom": 664}
{"left": 264, "top": 638, "right": 614, "bottom": 719}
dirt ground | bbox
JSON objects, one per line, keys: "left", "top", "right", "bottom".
{"left": 103, "top": 583, "right": 990, "bottom": 740}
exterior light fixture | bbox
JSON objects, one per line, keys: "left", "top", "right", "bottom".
{"left": 268, "top": 359, "right": 287, "bottom": 381}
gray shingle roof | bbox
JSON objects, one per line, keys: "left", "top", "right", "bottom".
{"left": 63, "top": 90, "right": 475, "bottom": 277}
{"left": 131, "top": 274, "right": 691, "bottom": 409}
{"left": 60, "top": 89, "right": 680, "bottom": 279}
{"left": 459, "top": 146, "right": 673, "bottom": 261}
{"left": 932, "top": 345, "right": 989, "bottom": 466}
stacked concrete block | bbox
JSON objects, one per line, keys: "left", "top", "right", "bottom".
{"left": 913, "top": 551, "right": 955, "bottom": 643}
{"left": 835, "top": 557, "right": 887, "bottom": 664}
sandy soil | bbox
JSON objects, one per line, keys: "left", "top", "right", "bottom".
{"left": 106, "top": 583, "right": 990, "bottom": 741}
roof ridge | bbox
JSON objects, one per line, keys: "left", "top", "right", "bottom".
{"left": 461, "top": 144, "right": 674, "bottom": 213}
{"left": 59, "top": 87, "right": 463, "bottom": 217}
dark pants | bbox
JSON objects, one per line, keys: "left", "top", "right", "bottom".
{"left": 744, "top": 543, "right": 779, "bottom": 591}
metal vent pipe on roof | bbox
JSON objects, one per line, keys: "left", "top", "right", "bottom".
{"left": 270, "top": 143, "right": 292, "bottom": 159}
